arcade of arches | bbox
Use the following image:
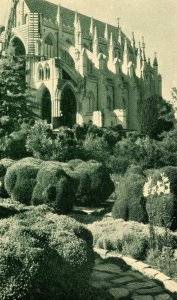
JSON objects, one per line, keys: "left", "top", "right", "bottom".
{"left": 41, "top": 86, "right": 77, "bottom": 128}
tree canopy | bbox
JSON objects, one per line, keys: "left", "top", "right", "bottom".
{"left": 139, "top": 95, "right": 174, "bottom": 139}
{"left": 0, "top": 55, "right": 33, "bottom": 132}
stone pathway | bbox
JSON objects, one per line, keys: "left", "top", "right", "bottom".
{"left": 90, "top": 254, "right": 177, "bottom": 300}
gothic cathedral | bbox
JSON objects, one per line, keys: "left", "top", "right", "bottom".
{"left": 0, "top": 0, "right": 162, "bottom": 130}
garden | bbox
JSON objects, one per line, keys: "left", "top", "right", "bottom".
{"left": 0, "top": 55, "right": 177, "bottom": 299}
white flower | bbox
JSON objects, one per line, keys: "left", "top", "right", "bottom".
{"left": 143, "top": 176, "right": 152, "bottom": 197}
{"left": 151, "top": 186, "right": 157, "bottom": 195}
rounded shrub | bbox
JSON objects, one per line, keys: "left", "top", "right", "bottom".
{"left": 0, "top": 205, "right": 94, "bottom": 300}
{"left": 112, "top": 166, "right": 148, "bottom": 223}
{"left": 32, "top": 161, "right": 76, "bottom": 213}
{"left": 4, "top": 158, "right": 42, "bottom": 204}
{"left": 74, "top": 161, "right": 115, "bottom": 207}
{"left": 5, "top": 130, "right": 29, "bottom": 159}
{"left": 67, "top": 159, "right": 83, "bottom": 169}
{"left": 0, "top": 158, "right": 14, "bottom": 198}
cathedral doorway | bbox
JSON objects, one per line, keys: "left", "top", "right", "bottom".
{"left": 41, "top": 87, "right": 51, "bottom": 124}
{"left": 60, "top": 86, "right": 77, "bottom": 128}
{"left": 9, "top": 37, "right": 26, "bottom": 56}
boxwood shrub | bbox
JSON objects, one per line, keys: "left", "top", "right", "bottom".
{"left": 0, "top": 158, "right": 14, "bottom": 198}
{"left": 112, "top": 166, "right": 148, "bottom": 223}
{"left": 32, "top": 161, "right": 76, "bottom": 213}
{"left": 73, "top": 160, "right": 115, "bottom": 207}
{"left": 0, "top": 205, "right": 94, "bottom": 300}
{"left": 4, "top": 158, "right": 42, "bottom": 204}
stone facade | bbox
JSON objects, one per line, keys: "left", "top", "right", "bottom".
{"left": 0, "top": 0, "right": 162, "bottom": 130}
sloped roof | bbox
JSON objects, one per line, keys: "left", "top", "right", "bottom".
{"left": 25, "top": 0, "right": 127, "bottom": 42}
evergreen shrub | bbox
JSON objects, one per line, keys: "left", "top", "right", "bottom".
{"left": 0, "top": 158, "right": 14, "bottom": 198}
{"left": 0, "top": 205, "right": 94, "bottom": 300}
{"left": 73, "top": 161, "right": 115, "bottom": 207}
{"left": 112, "top": 166, "right": 148, "bottom": 223}
{"left": 5, "top": 130, "right": 29, "bottom": 159}
{"left": 4, "top": 158, "right": 42, "bottom": 204}
{"left": 32, "top": 161, "right": 75, "bottom": 213}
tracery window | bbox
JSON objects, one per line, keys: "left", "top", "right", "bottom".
{"left": 45, "top": 64, "right": 50, "bottom": 80}
{"left": 87, "top": 91, "right": 95, "bottom": 113}
{"left": 107, "top": 96, "right": 112, "bottom": 111}
{"left": 44, "top": 34, "right": 55, "bottom": 59}
{"left": 38, "top": 65, "right": 44, "bottom": 81}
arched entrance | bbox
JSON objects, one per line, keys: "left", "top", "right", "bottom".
{"left": 41, "top": 87, "right": 51, "bottom": 124}
{"left": 9, "top": 37, "right": 26, "bottom": 56}
{"left": 60, "top": 86, "right": 77, "bottom": 128}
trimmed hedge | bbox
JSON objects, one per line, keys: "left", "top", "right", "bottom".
{"left": 112, "top": 166, "right": 148, "bottom": 223}
{"left": 4, "top": 158, "right": 42, "bottom": 204}
{"left": 3, "top": 158, "right": 114, "bottom": 210}
{"left": 0, "top": 205, "right": 94, "bottom": 300}
{"left": 73, "top": 160, "right": 115, "bottom": 207}
{"left": 0, "top": 159, "right": 14, "bottom": 198}
{"left": 32, "top": 161, "right": 76, "bottom": 213}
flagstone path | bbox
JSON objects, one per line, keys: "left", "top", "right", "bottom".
{"left": 90, "top": 254, "right": 177, "bottom": 300}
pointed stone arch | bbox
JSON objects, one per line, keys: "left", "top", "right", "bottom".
{"left": 59, "top": 83, "right": 77, "bottom": 128}
{"left": 44, "top": 32, "right": 56, "bottom": 59}
{"left": 9, "top": 36, "right": 26, "bottom": 56}
{"left": 38, "top": 84, "right": 52, "bottom": 124}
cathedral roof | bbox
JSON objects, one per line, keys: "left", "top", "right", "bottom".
{"left": 25, "top": 0, "right": 127, "bottom": 43}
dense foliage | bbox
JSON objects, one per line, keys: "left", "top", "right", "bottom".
{"left": 112, "top": 166, "right": 148, "bottom": 223}
{"left": 3, "top": 158, "right": 114, "bottom": 210}
{"left": 146, "top": 166, "right": 177, "bottom": 230}
{"left": 32, "top": 161, "right": 75, "bottom": 213}
{"left": 139, "top": 95, "right": 174, "bottom": 139}
{"left": 0, "top": 205, "right": 94, "bottom": 300}
{"left": 0, "top": 55, "right": 33, "bottom": 133}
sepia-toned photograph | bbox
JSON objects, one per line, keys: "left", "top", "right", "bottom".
{"left": 0, "top": 0, "right": 177, "bottom": 299}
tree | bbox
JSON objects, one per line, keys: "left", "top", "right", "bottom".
{"left": 139, "top": 95, "right": 174, "bottom": 139}
{"left": 0, "top": 55, "right": 33, "bottom": 132}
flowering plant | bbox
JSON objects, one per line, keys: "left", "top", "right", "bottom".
{"left": 143, "top": 172, "right": 170, "bottom": 198}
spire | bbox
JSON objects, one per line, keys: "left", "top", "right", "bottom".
{"left": 131, "top": 32, "right": 136, "bottom": 49}
{"left": 108, "top": 32, "right": 114, "bottom": 62}
{"left": 141, "top": 36, "right": 146, "bottom": 62}
{"left": 118, "top": 26, "right": 122, "bottom": 45}
{"left": 56, "top": 3, "right": 61, "bottom": 24}
{"left": 90, "top": 17, "right": 94, "bottom": 35}
{"left": 74, "top": 10, "right": 78, "bottom": 28}
{"left": 74, "top": 16, "right": 82, "bottom": 52}
{"left": 117, "top": 17, "right": 120, "bottom": 28}
{"left": 136, "top": 42, "right": 142, "bottom": 78}
{"left": 104, "top": 23, "right": 109, "bottom": 41}
{"left": 93, "top": 26, "right": 99, "bottom": 57}
{"left": 153, "top": 52, "right": 158, "bottom": 67}
{"left": 77, "top": 17, "right": 81, "bottom": 32}
{"left": 122, "top": 37, "right": 129, "bottom": 75}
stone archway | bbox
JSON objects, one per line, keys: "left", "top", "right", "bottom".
{"left": 9, "top": 36, "right": 26, "bottom": 56}
{"left": 41, "top": 87, "right": 51, "bottom": 124}
{"left": 60, "top": 86, "right": 77, "bottom": 128}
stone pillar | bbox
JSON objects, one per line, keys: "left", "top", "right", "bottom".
{"left": 93, "top": 111, "right": 102, "bottom": 127}
{"left": 52, "top": 97, "right": 61, "bottom": 128}
{"left": 113, "top": 109, "right": 127, "bottom": 129}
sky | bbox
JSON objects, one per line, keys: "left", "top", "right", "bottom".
{"left": 0, "top": 0, "right": 177, "bottom": 100}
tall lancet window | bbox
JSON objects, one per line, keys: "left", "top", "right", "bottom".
{"left": 44, "top": 34, "right": 55, "bottom": 59}
{"left": 87, "top": 91, "right": 95, "bottom": 113}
